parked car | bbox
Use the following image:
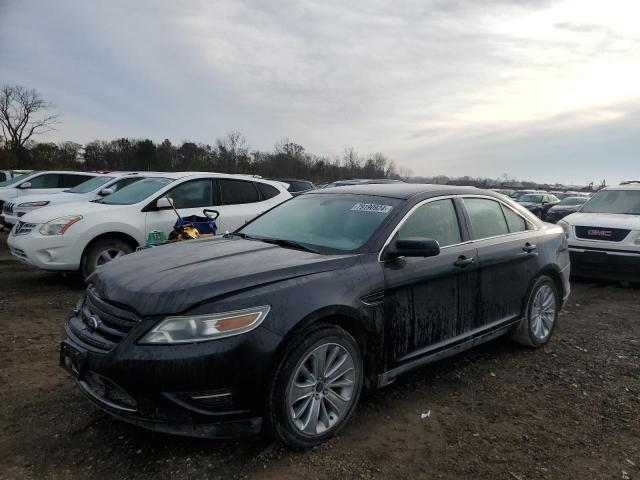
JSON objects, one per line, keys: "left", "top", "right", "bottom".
{"left": 559, "top": 182, "right": 640, "bottom": 282}
{"left": 323, "top": 179, "right": 404, "bottom": 188}
{"left": 510, "top": 189, "right": 537, "bottom": 200}
{"left": 267, "top": 178, "right": 316, "bottom": 196}
{"left": 1, "top": 172, "right": 147, "bottom": 227}
{"left": 0, "top": 170, "right": 99, "bottom": 226}
{"left": 8, "top": 173, "right": 291, "bottom": 277}
{"left": 517, "top": 193, "right": 560, "bottom": 218}
{"left": 59, "top": 184, "right": 569, "bottom": 447}
{"left": 544, "top": 196, "right": 588, "bottom": 223}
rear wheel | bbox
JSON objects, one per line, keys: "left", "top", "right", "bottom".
{"left": 266, "top": 325, "right": 363, "bottom": 448}
{"left": 511, "top": 275, "right": 559, "bottom": 347}
{"left": 81, "top": 238, "right": 134, "bottom": 278}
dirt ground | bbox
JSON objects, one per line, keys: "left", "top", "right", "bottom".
{"left": 0, "top": 231, "right": 638, "bottom": 480}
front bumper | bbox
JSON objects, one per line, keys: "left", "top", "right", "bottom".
{"left": 7, "top": 227, "right": 85, "bottom": 271}
{"left": 60, "top": 309, "right": 283, "bottom": 439}
{"left": 569, "top": 247, "right": 640, "bottom": 281}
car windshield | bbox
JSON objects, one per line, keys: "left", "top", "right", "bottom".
{"left": 0, "top": 173, "right": 31, "bottom": 187}
{"left": 238, "top": 193, "right": 401, "bottom": 253}
{"left": 580, "top": 190, "right": 640, "bottom": 215}
{"left": 68, "top": 176, "right": 114, "bottom": 194}
{"left": 519, "top": 194, "right": 543, "bottom": 203}
{"left": 97, "top": 177, "right": 173, "bottom": 205}
{"left": 560, "top": 196, "right": 587, "bottom": 206}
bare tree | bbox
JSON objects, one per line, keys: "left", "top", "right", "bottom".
{"left": 0, "top": 85, "right": 60, "bottom": 155}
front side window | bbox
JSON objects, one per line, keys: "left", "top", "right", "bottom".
{"left": 519, "top": 194, "right": 543, "bottom": 203}
{"left": 463, "top": 198, "right": 510, "bottom": 239}
{"left": 99, "top": 177, "right": 174, "bottom": 205}
{"left": 580, "top": 190, "right": 640, "bottom": 215}
{"left": 220, "top": 179, "right": 260, "bottom": 205}
{"left": 61, "top": 174, "right": 93, "bottom": 188}
{"left": 239, "top": 193, "right": 401, "bottom": 253}
{"left": 68, "top": 176, "right": 114, "bottom": 194}
{"left": 109, "top": 177, "right": 144, "bottom": 192}
{"left": 166, "top": 179, "right": 213, "bottom": 209}
{"left": 398, "top": 199, "right": 461, "bottom": 247}
{"left": 27, "top": 174, "right": 61, "bottom": 188}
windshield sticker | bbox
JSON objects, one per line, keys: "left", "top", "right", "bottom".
{"left": 351, "top": 203, "right": 393, "bottom": 213}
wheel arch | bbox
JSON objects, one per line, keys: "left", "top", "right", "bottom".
{"left": 80, "top": 231, "right": 140, "bottom": 268}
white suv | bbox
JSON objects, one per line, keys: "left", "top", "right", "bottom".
{"left": 1, "top": 172, "right": 148, "bottom": 227}
{"left": 7, "top": 172, "right": 291, "bottom": 276}
{"left": 558, "top": 182, "right": 640, "bottom": 282}
{"left": 0, "top": 170, "right": 99, "bottom": 227}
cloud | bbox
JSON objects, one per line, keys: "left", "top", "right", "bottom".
{"left": 0, "top": 0, "right": 639, "bottom": 184}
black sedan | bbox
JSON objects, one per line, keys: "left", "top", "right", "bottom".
{"left": 60, "top": 184, "right": 570, "bottom": 448}
{"left": 544, "top": 196, "right": 587, "bottom": 223}
{"left": 518, "top": 193, "right": 560, "bottom": 218}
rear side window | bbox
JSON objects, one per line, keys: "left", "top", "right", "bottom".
{"left": 501, "top": 204, "right": 527, "bottom": 233}
{"left": 61, "top": 174, "right": 94, "bottom": 188}
{"left": 398, "top": 199, "right": 462, "bottom": 247}
{"left": 463, "top": 198, "right": 509, "bottom": 239}
{"left": 256, "top": 182, "right": 280, "bottom": 200}
{"left": 167, "top": 179, "right": 213, "bottom": 209}
{"left": 26, "top": 173, "right": 61, "bottom": 188}
{"left": 219, "top": 179, "right": 260, "bottom": 205}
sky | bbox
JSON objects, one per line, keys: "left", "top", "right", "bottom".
{"left": 1, "top": 0, "right": 639, "bottom": 185}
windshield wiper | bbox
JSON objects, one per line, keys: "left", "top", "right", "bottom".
{"left": 257, "top": 237, "right": 320, "bottom": 254}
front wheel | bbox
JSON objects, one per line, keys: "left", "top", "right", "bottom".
{"left": 266, "top": 325, "right": 363, "bottom": 448}
{"left": 511, "top": 275, "right": 559, "bottom": 347}
{"left": 81, "top": 238, "right": 134, "bottom": 278}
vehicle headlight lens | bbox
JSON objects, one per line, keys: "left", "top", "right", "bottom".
{"left": 18, "top": 201, "right": 49, "bottom": 207}
{"left": 139, "top": 305, "right": 270, "bottom": 344}
{"left": 557, "top": 220, "right": 571, "bottom": 239}
{"left": 39, "top": 215, "right": 83, "bottom": 236}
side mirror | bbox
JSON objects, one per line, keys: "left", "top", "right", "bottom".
{"left": 385, "top": 237, "right": 440, "bottom": 260}
{"left": 156, "top": 197, "right": 173, "bottom": 210}
{"left": 18, "top": 182, "right": 32, "bottom": 189}
{"left": 99, "top": 188, "right": 114, "bottom": 196}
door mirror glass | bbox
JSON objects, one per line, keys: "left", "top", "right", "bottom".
{"left": 18, "top": 182, "right": 31, "bottom": 189}
{"left": 386, "top": 237, "right": 440, "bottom": 259}
{"left": 156, "top": 196, "right": 173, "bottom": 209}
{"left": 99, "top": 188, "right": 114, "bottom": 196}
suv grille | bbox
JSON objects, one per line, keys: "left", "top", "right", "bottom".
{"left": 2, "top": 201, "right": 14, "bottom": 215}
{"left": 575, "top": 226, "right": 631, "bottom": 242}
{"left": 67, "top": 287, "right": 140, "bottom": 352}
{"left": 12, "top": 221, "right": 36, "bottom": 236}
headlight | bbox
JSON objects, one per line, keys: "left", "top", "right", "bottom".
{"left": 635, "top": 232, "right": 640, "bottom": 245}
{"left": 139, "top": 305, "right": 270, "bottom": 344}
{"left": 18, "top": 201, "right": 49, "bottom": 207}
{"left": 557, "top": 220, "right": 571, "bottom": 239}
{"left": 39, "top": 215, "right": 83, "bottom": 236}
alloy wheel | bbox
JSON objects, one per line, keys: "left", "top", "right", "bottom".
{"left": 530, "top": 284, "right": 556, "bottom": 340}
{"left": 95, "top": 248, "right": 126, "bottom": 268}
{"left": 287, "top": 343, "right": 356, "bottom": 436}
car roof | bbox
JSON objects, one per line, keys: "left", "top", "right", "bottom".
{"left": 605, "top": 183, "right": 640, "bottom": 191}
{"left": 310, "top": 183, "right": 497, "bottom": 199}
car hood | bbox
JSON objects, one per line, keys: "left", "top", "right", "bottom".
{"left": 91, "top": 237, "right": 359, "bottom": 316}
{"left": 563, "top": 212, "right": 640, "bottom": 229}
{"left": 20, "top": 200, "right": 128, "bottom": 223}
{"left": 11, "top": 191, "right": 81, "bottom": 206}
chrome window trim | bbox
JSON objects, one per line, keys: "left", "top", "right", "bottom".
{"left": 378, "top": 194, "right": 539, "bottom": 262}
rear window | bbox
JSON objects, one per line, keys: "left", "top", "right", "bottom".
{"left": 220, "top": 179, "right": 260, "bottom": 205}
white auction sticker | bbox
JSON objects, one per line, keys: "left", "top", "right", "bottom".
{"left": 351, "top": 203, "right": 393, "bottom": 213}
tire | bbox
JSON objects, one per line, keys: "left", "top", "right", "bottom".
{"left": 266, "top": 324, "right": 363, "bottom": 448}
{"left": 81, "top": 238, "right": 134, "bottom": 278}
{"left": 511, "top": 275, "right": 559, "bottom": 348}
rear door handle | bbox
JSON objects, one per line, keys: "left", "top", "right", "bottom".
{"left": 454, "top": 255, "right": 475, "bottom": 268}
{"left": 523, "top": 243, "right": 537, "bottom": 253}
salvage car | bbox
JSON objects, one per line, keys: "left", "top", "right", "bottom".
{"left": 1, "top": 172, "right": 146, "bottom": 227}
{"left": 59, "top": 184, "right": 570, "bottom": 447}
{"left": 8, "top": 173, "right": 290, "bottom": 276}
{"left": 544, "top": 196, "right": 588, "bottom": 223}
{"left": 517, "top": 193, "right": 560, "bottom": 218}
{"left": 559, "top": 182, "right": 640, "bottom": 282}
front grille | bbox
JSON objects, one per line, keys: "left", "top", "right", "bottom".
{"left": 67, "top": 287, "right": 140, "bottom": 352}
{"left": 575, "top": 226, "right": 631, "bottom": 242}
{"left": 12, "top": 221, "right": 36, "bottom": 236}
{"left": 2, "top": 201, "right": 14, "bottom": 215}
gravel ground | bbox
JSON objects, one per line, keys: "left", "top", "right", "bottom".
{"left": 0, "top": 231, "right": 638, "bottom": 480}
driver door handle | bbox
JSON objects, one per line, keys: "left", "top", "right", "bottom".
{"left": 454, "top": 255, "right": 475, "bottom": 268}
{"left": 523, "top": 243, "right": 538, "bottom": 253}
